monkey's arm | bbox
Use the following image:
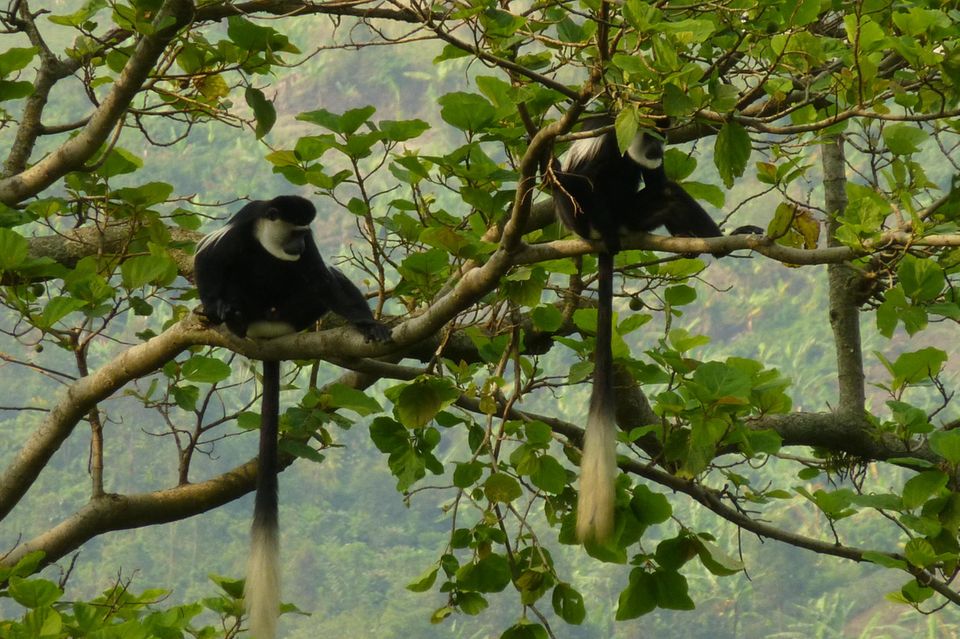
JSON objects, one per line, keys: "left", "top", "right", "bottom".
{"left": 628, "top": 184, "right": 724, "bottom": 238}
{"left": 194, "top": 238, "right": 236, "bottom": 321}
{"left": 324, "top": 267, "right": 391, "bottom": 342}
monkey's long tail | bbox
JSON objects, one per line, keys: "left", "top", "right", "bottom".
{"left": 576, "top": 251, "right": 618, "bottom": 543}
{"left": 247, "top": 359, "right": 281, "bottom": 639}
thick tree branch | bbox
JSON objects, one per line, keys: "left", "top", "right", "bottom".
{"left": 823, "top": 138, "right": 866, "bottom": 418}
{"left": 0, "top": 315, "right": 213, "bottom": 521}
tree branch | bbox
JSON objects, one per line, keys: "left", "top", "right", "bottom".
{"left": 0, "top": 0, "right": 197, "bottom": 205}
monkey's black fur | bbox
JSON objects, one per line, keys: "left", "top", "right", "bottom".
{"left": 194, "top": 195, "right": 389, "bottom": 639}
{"left": 552, "top": 118, "right": 760, "bottom": 543}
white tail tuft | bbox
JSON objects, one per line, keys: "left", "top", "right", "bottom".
{"left": 246, "top": 520, "right": 280, "bottom": 639}
{"left": 576, "top": 402, "right": 617, "bottom": 542}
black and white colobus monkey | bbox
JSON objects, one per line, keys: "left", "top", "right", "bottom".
{"left": 552, "top": 117, "right": 759, "bottom": 543}
{"left": 194, "top": 195, "right": 389, "bottom": 639}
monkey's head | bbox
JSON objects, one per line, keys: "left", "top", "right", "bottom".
{"left": 626, "top": 131, "right": 664, "bottom": 170}
{"left": 256, "top": 196, "right": 317, "bottom": 262}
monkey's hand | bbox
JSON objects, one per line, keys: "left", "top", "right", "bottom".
{"left": 355, "top": 319, "right": 392, "bottom": 343}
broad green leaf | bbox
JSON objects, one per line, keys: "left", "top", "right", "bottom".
{"left": 929, "top": 430, "right": 960, "bottom": 465}
{"left": 484, "top": 473, "right": 522, "bottom": 503}
{"left": 616, "top": 569, "right": 657, "bottom": 619}
{"left": 324, "top": 384, "right": 382, "bottom": 416}
{"left": 501, "top": 621, "right": 549, "bottom": 639}
{"left": 438, "top": 92, "right": 496, "bottom": 132}
{"left": 862, "top": 551, "right": 908, "bottom": 570}
{"left": 41, "top": 296, "right": 87, "bottom": 327}
{"left": 903, "top": 538, "right": 937, "bottom": 569}
{"left": 631, "top": 485, "right": 672, "bottom": 526}
{"left": 901, "top": 470, "right": 949, "bottom": 510}
{"left": 0, "top": 228, "right": 29, "bottom": 269}
{"left": 245, "top": 87, "right": 277, "bottom": 139}
{"left": 8, "top": 577, "right": 63, "bottom": 608}
{"left": 98, "top": 147, "right": 143, "bottom": 178}
{"left": 714, "top": 122, "right": 752, "bottom": 188}
{"left": 552, "top": 583, "right": 586, "bottom": 624}
{"left": 180, "top": 355, "right": 232, "bottom": 384}
{"left": 393, "top": 376, "right": 459, "bottom": 429}
{"left": 897, "top": 255, "right": 944, "bottom": 302}
{"left": 457, "top": 554, "right": 511, "bottom": 593}
{"left": 530, "top": 305, "right": 563, "bottom": 332}
{"left": 46, "top": 1, "right": 108, "bottom": 27}
{"left": 0, "top": 47, "right": 37, "bottom": 77}
{"left": 889, "top": 347, "right": 947, "bottom": 388}
{"left": 882, "top": 123, "right": 928, "bottom": 155}
{"left": 696, "top": 537, "right": 744, "bottom": 576}
{"left": 406, "top": 565, "right": 439, "bottom": 592}
{"left": 121, "top": 255, "right": 176, "bottom": 289}
{"left": 379, "top": 118, "right": 430, "bottom": 142}
{"left": 530, "top": 455, "right": 566, "bottom": 494}
{"left": 655, "top": 570, "right": 695, "bottom": 610}
{"left": 453, "top": 461, "right": 483, "bottom": 488}
{"left": 0, "top": 79, "right": 33, "bottom": 101}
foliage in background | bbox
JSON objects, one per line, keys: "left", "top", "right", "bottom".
{"left": 2, "top": 0, "right": 960, "bottom": 637}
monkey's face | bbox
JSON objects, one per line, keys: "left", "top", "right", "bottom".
{"left": 255, "top": 217, "right": 312, "bottom": 262}
{"left": 626, "top": 132, "right": 664, "bottom": 169}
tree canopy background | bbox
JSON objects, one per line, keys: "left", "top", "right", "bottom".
{"left": 2, "top": 0, "right": 960, "bottom": 637}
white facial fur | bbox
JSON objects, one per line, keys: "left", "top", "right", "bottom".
{"left": 254, "top": 217, "right": 311, "bottom": 262}
{"left": 626, "top": 132, "right": 663, "bottom": 169}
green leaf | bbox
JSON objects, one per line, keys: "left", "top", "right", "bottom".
{"left": 616, "top": 569, "right": 657, "bottom": 620}
{"left": 524, "top": 420, "right": 553, "bottom": 445}
{"left": 457, "top": 554, "right": 511, "bottom": 593}
{"left": 902, "top": 470, "right": 949, "bottom": 510}
{"left": 714, "top": 122, "right": 752, "bottom": 188}
{"left": 929, "top": 430, "right": 960, "bottom": 466}
{"left": 394, "top": 376, "right": 459, "bottom": 429}
{"left": 897, "top": 255, "right": 944, "bottom": 302}
{"left": 655, "top": 570, "right": 695, "bottom": 610}
{"left": 903, "top": 538, "right": 938, "bottom": 569}
{"left": 8, "top": 577, "right": 63, "bottom": 608}
{"left": 530, "top": 455, "right": 566, "bottom": 495}
{"left": 0, "top": 47, "right": 37, "bottom": 77}
{"left": 882, "top": 123, "right": 928, "bottom": 155}
{"left": 0, "top": 79, "right": 33, "bottom": 101}
{"left": 245, "top": 87, "right": 276, "bottom": 139}
{"left": 98, "top": 147, "right": 143, "bottom": 178}
{"left": 438, "top": 92, "right": 496, "bottom": 132}
{"left": 406, "top": 565, "right": 439, "bottom": 592}
{"left": 530, "top": 305, "right": 563, "bottom": 332}
{"left": 453, "top": 461, "right": 483, "bottom": 488}
{"left": 631, "top": 485, "right": 672, "bottom": 526}
{"left": 889, "top": 347, "right": 947, "bottom": 389}
{"left": 120, "top": 255, "right": 176, "bottom": 289}
{"left": 180, "top": 356, "right": 232, "bottom": 384}
{"left": 226, "top": 16, "right": 287, "bottom": 52}
{"left": 696, "top": 537, "right": 744, "bottom": 576}
{"left": 41, "top": 296, "right": 87, "bottom": 327}
{"left": 664, "top": 284, "right": 696, "bottom": 307}
{"left": 324, "top": 383, "right": 382, "bottom": 416}
{"left": 379, "top": 118, "right": 430, "bottom": 142}
{"left": 501, "top": 621, "right": 549, "bottom": 639}
{"left": 47, "top": 1, "right": 108, "bottom": 27}
{"left": 280, "top": 440, "right": 325, "bottom": 463}
{"left": 0, "top": 227, "right": 29, "bottom": 269}
{"left": 484, "top": 473, "right": 522, "bottom": 503}
{"left": 552, "top": 583, "right": 586, "bottom": 624}
{"left": 663, "top": 83, "right": 696, "bottom": 117}
{"left": 614, "top": 109, "right": 639, "bottom": 154}
{"left": 862, "top": 551, "right": 908, "bottom": 570}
